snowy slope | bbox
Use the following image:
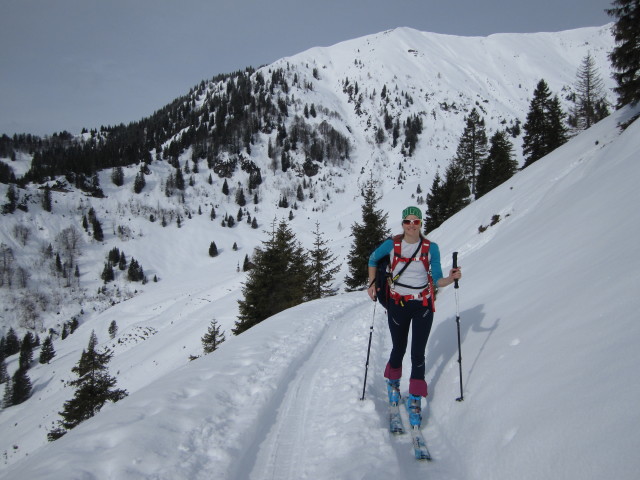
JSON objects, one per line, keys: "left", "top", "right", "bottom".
{"left": 2, "top": 102, "right": 639, "bottom": 479}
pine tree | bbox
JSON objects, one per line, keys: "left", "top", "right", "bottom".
{"left": 209, "top": 241, "right": 219, "bottom": 257}
{"left": 607, "top": 0, "right": 640, "bottom": 107}
{"left": 118, "top": 252, "right": 127, "bottom": 271}
{"left": 111, "top": 166, "right": 124, "bottom": 186}
{"left": 454, "top": 108, "right": 488, "bottom": 197}
{"left": 3, "top": 375, "right": 14, "bottom": 408}
{"left": 424, "top": 172, "right": 445, "bottom": 232}
{"left": 568, "top": 53, "right": 610, "bottom": 131}
{"left": 0, "top": 357, "right": 9, "bottom": 385}
{"left": 242, "top": 254, "right": 252, "bottom": 271}
{"left": 42, "top": 185, "right": 52, "bottom": 212}
{"left": 201, "top": 319, "right": 226, "bottom": 354}
{"left": 19, "top": 333, "right": 35, "bottom": 370}
{"left": 101, "top": 262, "right": 115, "bottom": 283}
{"left": 344, "top": 178, "right": 390, "bottom": 291}
{"left": 4, "top": 328, "right": 20, "bottom": 356}
{"left": 428, "top": 162, "right": 471, "bottom": 229}
{"left": 545, "top": 95, "right": 569, "bottom": 153}
{"left": 307, "top": 222, "right": 340, "bottom": 299}
{"left": 133, "top": 171, "right": 146, "bottom": 194}
{"left": 476, "top": 131, "right": 518, "bottom": 198}
{"left": 522, "top": 79, "right": 568, "bottom": 167}
{"left": 48, "top": 331, "right": 127, "bottom": 441}
{"left": 127, "top": 259, "right": 144, "bottom": 282}
{"left": 233, "top": 219, "right": 309, "bottom": 335}
{"left": 175, "top": 166, "right": 185, "bottom": 190}
{"left": 523, "top": 79, "right": 552, "bottom": 166}
{"left": 235, "top": 187, "right": 246, "bottom": 206}
{"left": 108, "top": 320, "right": 118, "bottom": 339}
{"left": 92, "top": 217, "right": 104, "bottom": 242}
{"left": 39, "top": 335, "right": 56, "bottom": 364}
{"left": 11, "top": 367, "right": 32, "bottom": 405}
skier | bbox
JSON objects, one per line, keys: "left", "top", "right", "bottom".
{"left": 367, "top": 206, "right": 462, "bottom": 427}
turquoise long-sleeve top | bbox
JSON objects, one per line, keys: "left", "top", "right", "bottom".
{"left": 368, "top": 237, "right": 444, "bottom": 287}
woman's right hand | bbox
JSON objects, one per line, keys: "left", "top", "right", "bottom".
{"left": 367, "top": 282, "right": 377, "bottom": 301}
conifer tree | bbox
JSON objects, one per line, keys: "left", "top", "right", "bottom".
{"left": 127, "top": 259, "right": 144, "bottom": 282}
{"left": 4, "top": 328, "right": 20, "bottom": 356}
{"left": 344, "top": 178, "right": 390, "bottom": 291}
{"left": 101, "top": 262, "right": 115, "bottom": 283}
{"left": 92, "top": 217, "right": 104, "bottom": 242}
{"left": 2, "top": 374, "right": 14, "bottom": 408}
{"left": 11, "top": 367, "right": 32, "bottom": 405}
{"left": 427, "top": 162, "right": 471, "bottom": 230}
{"left": 0, "top": 357, "right": 9, "bottom": 385}
{"left": 108, "top": 320, "right": 118, "bottom": 339}
{"left": 133, "top": 171, "right": 146, "bottom": 194}
{"left": 607, "top": 0, "right": 640, "bottom": 107}
{"left": 235, "top": 187, "right": 246, "bottom": 206}
{"left": 568, "top": 53, "right": 610, "bottom": 131}
{"left": 234, "top": 219, "right": 309, "bottom": 335}
{"left": 545, "top": 96, "right": 569, "bottom": 153}
{"left": 19, "top": 333, "right": 35, "bottom": 370}
{"left": 209, "top": 241, "right": 219, "bottom": 257}
{"left": 522, "top": 79, "right": 568, "bottom": 167}
{"left": 475, "top": 131, "right": 518, "bottom": 198}
{"left": 111, "top": 166, "right": 124, "bottom": 186}
{"left": 42, "top": 185, "right": 52, "bottom": 212}
{"left": 424, "top": 172, "right": 445, "bottom": 233}
{"left": 48, "top": 331, "right": 127, "bottom": 441}
{"left": 39, "top": 335, "right": 56, "bottom": 364}
{"left": 307, "top": 222, "right": 340, "bottom": 299}
{"left": 454, "top": 108, "right": 488, "bottom": 197}
{"left": 202, "top": 319, "right": 226, "bottom": 354}
{"left": 118, "top": 252, "right": 127, "bottom": 271}
{"left": 243, "top": 254, "right": 252, "bottom": 271}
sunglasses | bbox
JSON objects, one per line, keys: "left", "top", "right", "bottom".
{"left": 402, "top": 219, "right": 421, "bottom": 226}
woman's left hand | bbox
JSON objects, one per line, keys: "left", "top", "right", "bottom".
{"left": 450, "top": 267, "right": 462, "bottom": 281}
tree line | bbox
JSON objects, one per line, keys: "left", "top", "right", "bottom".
{"left": 423, "top": 49, "right": 615, "bottom": 232}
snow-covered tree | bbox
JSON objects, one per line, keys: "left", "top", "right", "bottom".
{"left": 202, "top": 319, "right": 226, "bottom": 354}
{"left": 607, "top": 0, "right": 640, "bottom": 107}
{"left": 48, "top": 331, "right": 127, "bottom": 441}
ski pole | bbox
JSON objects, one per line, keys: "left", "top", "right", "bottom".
{"left": 453, "top": 252, "right": 464, "bottom": 402}
{"left": 360, "top": 300, "right": 377, "bottom": 401}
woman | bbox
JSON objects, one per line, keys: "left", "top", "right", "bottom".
{"left": 367, "top": 206, "right": 461, "bottom": 426}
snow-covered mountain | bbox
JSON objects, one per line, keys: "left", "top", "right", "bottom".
{"left": 3, "top": 25, "right": 639, "bottom": 480}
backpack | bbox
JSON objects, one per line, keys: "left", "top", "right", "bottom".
{"left": 374, "top": 234, "right": 435, "bottom": 310}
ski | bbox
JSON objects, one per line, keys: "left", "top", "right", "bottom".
{"left": 402, "top": 396, "right": 432, "bottom": 461}
{"left": 389, "top": 403, "right": 405, "bottom": 435}
{"left": 409, "top": 426, "right": 432, "bottom": 461}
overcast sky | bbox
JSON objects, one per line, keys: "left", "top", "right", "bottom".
{"left": 0, "top": 0, "right": 612, "bottom": 137}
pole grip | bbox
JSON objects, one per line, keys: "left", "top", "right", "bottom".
{"left": 453, "top": 252, "right": 459, "bottom": 289}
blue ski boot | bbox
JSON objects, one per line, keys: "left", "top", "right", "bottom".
{"left": 386, "top": 379, "right": 401, "bottom": 406}
{"left": 407, "top": 394, "right": 422, "bottom": 427}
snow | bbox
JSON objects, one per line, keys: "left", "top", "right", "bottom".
{"left": 2, "top": 25, "right": 640, "bottom": 480}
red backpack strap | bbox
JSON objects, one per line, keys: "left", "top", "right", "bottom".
{"left": 420, "top": 239, "right": 431, "bottom": 272}
{"left": 390, "top": 234, "right": 404, "bottom": 271}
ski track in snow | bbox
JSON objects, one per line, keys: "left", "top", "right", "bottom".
{"left": 244, "top": 299, "right": 375, "bottom": 479}
{"left": 239, "top": 295, "right": 462, "bottom": 480}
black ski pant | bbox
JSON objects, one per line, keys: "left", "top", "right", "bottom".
{"left": 387, "top": 300, "right": 434, "bottom": 382}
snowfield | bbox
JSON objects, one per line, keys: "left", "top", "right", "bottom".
{"left": 2, "top": 102, "right": 639, "bottom": 480}
{"left": 1, "top": 24, "right": 639, "bottom": 480}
